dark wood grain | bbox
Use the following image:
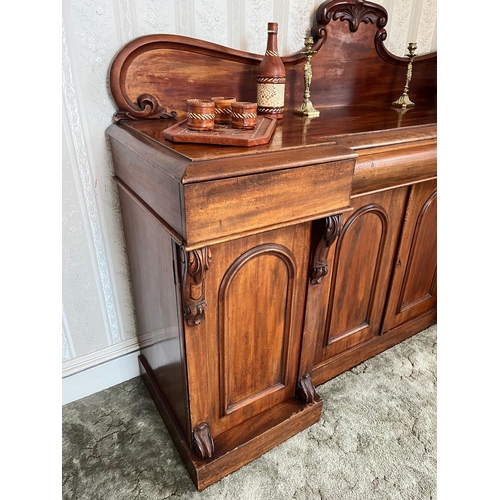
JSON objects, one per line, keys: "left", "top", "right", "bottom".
{"left": 351, "top": 141, "right": 437, "bottom": 196}
{"left": 183, "top": 158, "right": 354, "bottom": 248}
{"left": 192, "top": 422, "right": 215, "bottom": 459}
{"left": 122, "top": 105, "right": 436, "bottom": 165}
{"left": 382, "top": 179, "right": 437, "bottom": 333}
{"left": 309, "top": 215, "right": 342, "bottom": 285}
{"left": 163, "top": 117, "right": 277, "bottom": 146}
{"left": 108, "top": 2, "right": 435, "bottom": 120}
{"left": 304, "top": 188, "right": 409, "bottom": 375}
{"left": 194, "top": 396, "right": 322, "bottom": 491}
{"left": 185, "top": 224, "right": 312, "bottom": 438}
{"left": 106, "top": 1, "right": 437, "bottom": 490}
{"left": 117, "top": 186, "right": 190, "bottom": 440}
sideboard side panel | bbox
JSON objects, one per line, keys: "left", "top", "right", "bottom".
{"left": 107, "top": 124, "right": 186, "bottom": 241}
{"left": 117, "top": 184, "right": 190, "bottom": 439}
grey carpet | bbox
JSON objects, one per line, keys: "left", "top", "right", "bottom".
{"left": 62, "top": 325, "right": 436, "bottom": 499}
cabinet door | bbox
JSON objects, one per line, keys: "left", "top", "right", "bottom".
{"left": 182, "top": 223, "right": 311, "bottom": 439}
{"left": 304, "top": 187, "right": 408, "bottom": 383}
{"left": 382, "top": 180, "right": 437, "bottom": 333}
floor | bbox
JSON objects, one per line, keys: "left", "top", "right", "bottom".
{"left": 62, "top": 325, "right": 437, "bottom": 499}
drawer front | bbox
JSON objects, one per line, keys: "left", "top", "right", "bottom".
{"left": 184, "top": 159, "right": 355, "bottom": 248}
{"left": 352, "top": 143, "right": 437, "bottom": 197}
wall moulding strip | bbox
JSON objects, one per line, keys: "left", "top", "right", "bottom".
{"left": 62, "top": 337, "right": 140, "bottom": 378}
{"left": 62, "top": 347, "right": 141, "bottom": 405}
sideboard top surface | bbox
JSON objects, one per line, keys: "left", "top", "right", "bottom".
{"left": 123, "top": 104, "right": 436, "bottom": 163}
{"left": 107, "top": 102, "right": 436, "bottom": 189}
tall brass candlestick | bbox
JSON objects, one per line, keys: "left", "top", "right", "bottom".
{"left": 392, "top": 42, "right": 418, "bottom": 109}
{"left": 294, "top": 36, "right": 320, "bottom": 117}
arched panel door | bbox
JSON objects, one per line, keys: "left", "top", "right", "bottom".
{"left": 218, "top": 244, "right": 295, "bottom": 416}
{"left": 309, "top": 187, "right": 408, "bottom": 380}
{"left": 382, "top": 180, "right": 437, "bottom": 333}
{"left": 193, "top": 223, "right": 310, "bottom": 438}
{"left": 325, "top": 204, "right": 388, "bottom": 347}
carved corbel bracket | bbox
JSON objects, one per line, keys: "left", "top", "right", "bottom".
{"left": 310, "top": 215, "right": 342, "bottom": 284}
{"left": 297, "top": 373, "right": 318, "bottom": 404}
{"left": 181, "top": 247, "right": 212, "bottom": 326}
{"left": 193, "top": 422, "right": 215, "bottom": 459}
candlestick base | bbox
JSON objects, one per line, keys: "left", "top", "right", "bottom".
{"left": 392, "top": 93, "right": 415, "bottom": 109}
{"left": 294, "top": 99, "right": 320, "bottom": 117}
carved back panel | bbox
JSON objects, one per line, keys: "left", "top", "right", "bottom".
{"left": 108, "top": 0, "right": 437, "bottom": 121}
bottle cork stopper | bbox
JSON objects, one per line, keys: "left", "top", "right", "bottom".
{"left": 268, "top": 22, "right": 278, "bottom": 32}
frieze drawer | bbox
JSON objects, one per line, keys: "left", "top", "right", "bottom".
{"left": 183, "top": 159, "right": 356, "bottom": 248}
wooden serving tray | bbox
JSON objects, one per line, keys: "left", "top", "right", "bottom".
{"left": 163, "top": 116, "right": 277, "bottom": 147}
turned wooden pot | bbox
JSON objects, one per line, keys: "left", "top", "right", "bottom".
{"left": 231, "top": 101, "right": 257, "bottom": 130}
{"left": 186, "top": 99, "right": 215, "bottom": 131}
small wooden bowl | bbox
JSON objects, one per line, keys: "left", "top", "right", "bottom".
{"left": 231, "top": 102, "right": 257, "bottom": 130}
{"left": 186, "top": 99, "right": 215, "bottom": 131}
{"left": 212, "top": 97, "right": 236, "bottom": 124}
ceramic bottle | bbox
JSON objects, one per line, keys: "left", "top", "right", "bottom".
{"left": 257, "top": 22, "right": 286, "bottom": 119}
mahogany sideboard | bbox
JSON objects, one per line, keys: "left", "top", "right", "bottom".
{"left": 105, "top": 0, "right": 437, "bottom": 490}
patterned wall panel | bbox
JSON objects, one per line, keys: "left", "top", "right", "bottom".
{"left": 62, "top": 0, "right": 437, "bottom": 377}
{"left": 62, "top": 120, "right": 110, "bottom": 356}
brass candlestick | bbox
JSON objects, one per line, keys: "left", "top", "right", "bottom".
{"left": 294, "top": 36, "right": 320, "bottom": 117}
{"left": 392, "top": 42, "right": 418, "bottom": 109}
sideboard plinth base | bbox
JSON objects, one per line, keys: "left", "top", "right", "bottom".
{"left": 139, "top": 354, "right": 323, "bottom": 491}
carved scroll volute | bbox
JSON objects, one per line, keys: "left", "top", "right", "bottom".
{"left": 297, "top": 373, "right": 318, "bottom": 404}
{"left": 112, "top": 93, "right": 177, "bottom": 122}
{"left": 193, "top": 422, "right": 215, "bottom": 459}
{"left": 310, "top": 215, "right": 342, "bottom": 284}
{"left": 181, "top": 247, "right": 212, "bottom": 326}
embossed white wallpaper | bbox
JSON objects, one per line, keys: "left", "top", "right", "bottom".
{"left": 62, "top": 0, "right": 437, "bottom": 402}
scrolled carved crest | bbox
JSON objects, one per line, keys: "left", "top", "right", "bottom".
{"left": 316, "top": 0, "right": 387, "bottom": 34}
{"left": 113, "top": 93, "right": 177, "bottom": 122}
{"left": 182, "top": 247, "right": 212, "bottom": 327}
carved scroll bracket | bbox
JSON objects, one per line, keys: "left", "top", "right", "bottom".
{"left": 310, "top": 215, "right": 342, "bottom": 284}
{"left": 181, "top": 247, "right": 212, "bottom": 326}
{"left": 297, "top": 373, "right": 318, "bottom": 404}
{"left": 113, "top": 93, "right": 177, "bottom": 122}
{"left": 193, "top": 422, "right": 215, "bottom": 459}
